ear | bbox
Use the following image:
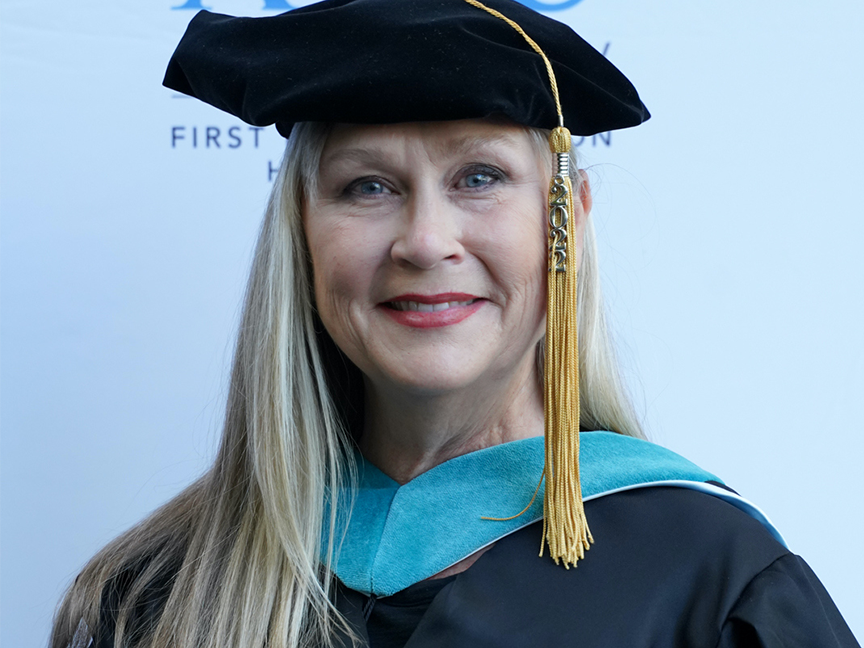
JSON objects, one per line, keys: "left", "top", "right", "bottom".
{"left": 577, "top": 169, "right": 592, "bottom": 216}
{"left": 570, "top": 169, "right": 591, "bottom": 267}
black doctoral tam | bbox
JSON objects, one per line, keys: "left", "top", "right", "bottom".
{"left": 163, "top": 0, "right": 650, "bottom": 137}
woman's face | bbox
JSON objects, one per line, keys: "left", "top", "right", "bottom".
{"left": 304, "top": 119, "right": 582, "bottom": 396}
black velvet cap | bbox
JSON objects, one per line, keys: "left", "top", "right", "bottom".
{"left": 163, "top": 0, "right": 650, "bottom": 137}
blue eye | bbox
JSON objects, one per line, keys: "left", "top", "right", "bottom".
{"left": 358, "top": 180, "right": 386, "bottom": 195}
{"left": 344, "top": 178, "right": 392, "bottom": 199}
{"left": 465, "top": 173, "right": 494, "bottom": 188}
{"left": 459, "top": 166, "right": 503, "bottom": 190}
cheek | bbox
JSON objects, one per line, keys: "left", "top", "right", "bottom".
{"left": 304, "top": 210, "right": 388, "bottom": 338}
{"left": 512, "top": 235, "right": 548, "bottom": 334}
{"left": 491, "top": 195, "right": 548, "bottom": 294}
{"left": 308, "top": 225, "right": 361, "bottom": 307}
{"left": 472, "top": 193, "right": 548, "bottom": 334}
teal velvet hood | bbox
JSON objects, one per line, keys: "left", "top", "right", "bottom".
{"left": 325, "top": 432, "right": 783, "bottom": 597}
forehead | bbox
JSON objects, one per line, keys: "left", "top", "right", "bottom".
{"left": 319, "top": 119, "right": 544, "bottom": 168}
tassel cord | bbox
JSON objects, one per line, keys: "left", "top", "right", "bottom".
{"left": 463, "top": 0, "right": 593, "bottom": 568}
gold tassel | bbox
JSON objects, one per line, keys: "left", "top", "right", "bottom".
{"left": 542, "top": 126, "right": 592, "bottom": 567}
{"left": 462, "top": 0, "right": 593, "bottom": 567}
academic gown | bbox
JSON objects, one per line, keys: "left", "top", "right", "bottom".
{"left": 327, "top": 433, "right": 860, "bottom": 648}
{"left": 89, "top": 433, "right": 859, "bottom": 648}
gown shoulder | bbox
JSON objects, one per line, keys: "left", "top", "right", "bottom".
{"left": 369, "top": 486, "right": 860, "bottom": 648}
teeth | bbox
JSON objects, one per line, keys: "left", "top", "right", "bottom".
{"left": 391, "top": 300, "right": 475, "bottom": 312}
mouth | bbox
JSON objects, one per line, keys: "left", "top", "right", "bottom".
{"left": 387, "top": 298, "right": 478, "bottom": 312}
{"left": 380, "top": 293, "right": 483, "bottom": 328}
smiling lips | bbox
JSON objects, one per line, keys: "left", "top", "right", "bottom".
{"left": 382, "top": 293, "right": 483, "bottom": 328}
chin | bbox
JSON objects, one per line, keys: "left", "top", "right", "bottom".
{"left": 378, "top": 359, "right": 488, "bottom": 396}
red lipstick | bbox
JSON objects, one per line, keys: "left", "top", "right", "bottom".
{"left": 381, "top": 293, "right": 484, "bottom": 328}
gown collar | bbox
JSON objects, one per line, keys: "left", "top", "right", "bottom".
{"left": 326, "top": 431, "right": 780, "bottom": 597}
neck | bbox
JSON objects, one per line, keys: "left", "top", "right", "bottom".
{"left": 358, "top": 355, "right": 544, "bottom": 484}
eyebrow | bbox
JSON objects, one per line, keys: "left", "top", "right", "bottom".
{"left": 320, "top": 146, "right": 391, "bottom": 168}
{"left": 320, "top": 131, "right": 526, "bottom": 168}
{"left": 442, "top": 132, "right": 525, "bottom": 157}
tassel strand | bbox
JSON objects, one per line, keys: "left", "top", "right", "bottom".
{"left": 542, "top": 127, "right": 592, "bottom": 567}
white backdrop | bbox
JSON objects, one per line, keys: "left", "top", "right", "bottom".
{"left": 2, "top": 1, "right": 862, "bottom": 646}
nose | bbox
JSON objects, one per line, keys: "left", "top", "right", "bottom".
{"left": 390, "top": 188, "right": 465, "bottom": 270}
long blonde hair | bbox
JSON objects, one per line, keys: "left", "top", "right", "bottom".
{"left": 51, "top": 122, "right": 642, "bottom": 648}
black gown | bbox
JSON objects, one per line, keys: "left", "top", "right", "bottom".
{"left": 333, "top": 487, "right": 859, "bottom": 648}
{"left": 90, "top": 435, "right": 860, "bottom": 648}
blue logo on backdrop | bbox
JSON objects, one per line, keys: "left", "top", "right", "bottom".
{"left": 172, "top": 0, "right": 293, "bottom": 8}
{"left": 172, "top": 0, "right": 583, "bottom": 11}
{"left": 515, "top": 0, "right": 584, "bottom": 10}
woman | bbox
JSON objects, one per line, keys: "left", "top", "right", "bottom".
{"left": 51, "top": 1, "right": 858, "bottom": 647}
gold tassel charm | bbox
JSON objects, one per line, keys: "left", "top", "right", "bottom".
{"left": 462, "top": 0, "right": 593, "bottom": 568}
{"left": 542, "top": 126, "right": 592, "bottom": 568}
